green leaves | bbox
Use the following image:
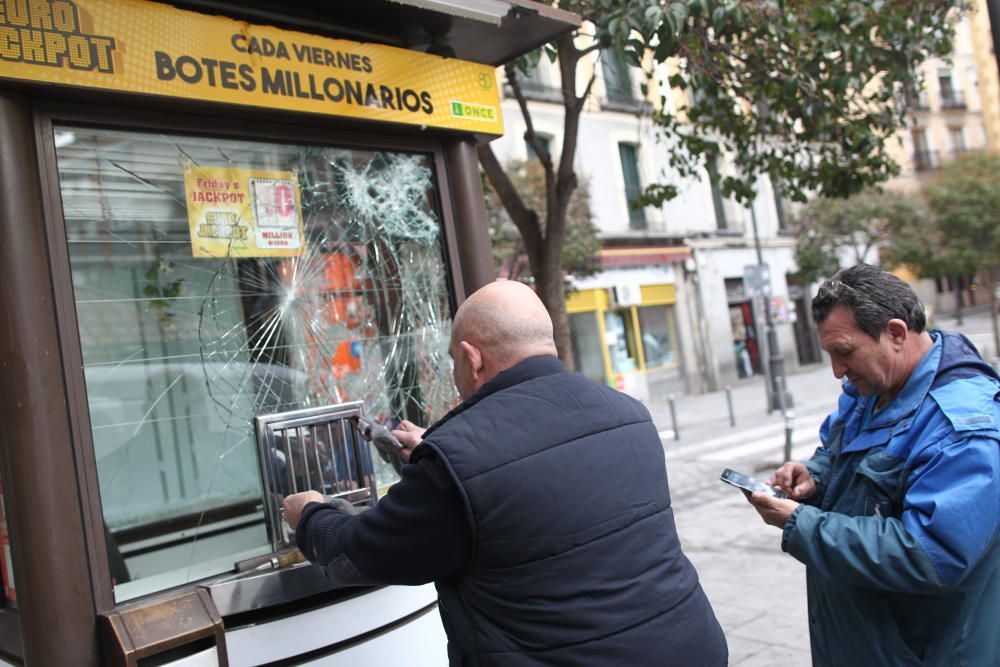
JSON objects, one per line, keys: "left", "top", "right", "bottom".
{"left": 917, "top": 152, "right": 1000, "bottom": 276}
{"left": 587, "top": 0, "right": 959, "bottom": 206}
{"left": 483, "top": 159, "right": 600, "bottom": 283}
{"left": 634, "top": 182, "right": 679, "bottom": 210}
{"left": 792, "top": 189, "right": 923, "bottom": 284}
{"left": 511, "top": 49, "right": 543, "bottom": 77}
{"left": 666, "top": 2, "right": 689, "bottom": 34}
{"left": 712, "top": 4, "right": 728, "bottom": 27}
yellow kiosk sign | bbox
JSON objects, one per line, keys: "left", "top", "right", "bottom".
{"left": 0, "top": 0, "right": 504, "bottom": 134}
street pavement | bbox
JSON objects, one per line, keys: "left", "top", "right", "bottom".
{"left": 643, "top": 309, "right": 998, "bottom": 666}
{"left": 935, "top": 306, "right": 1000, "bottom": 364}
{"left": 648, "top": 363, "right": 836, "bottom": 666}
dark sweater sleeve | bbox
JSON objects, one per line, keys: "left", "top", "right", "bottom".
{"left": 296, "top": 448, "right": 471, "bottom": 586}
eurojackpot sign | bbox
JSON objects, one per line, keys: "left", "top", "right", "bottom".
{"left": 0, "top": 0, "right": 504, "bottom": 134}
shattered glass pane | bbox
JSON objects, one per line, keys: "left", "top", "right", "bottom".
{"left": 54, "top": 126, "right": 458, "bottom": 601}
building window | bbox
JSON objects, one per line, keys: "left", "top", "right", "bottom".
{"left": 773, "top": 190, "right": 789, "bottom": 231}
{"left": 604, "top": 309, "right": 639, "bottom": 374}
{"left": 912, "top": 129, "right": 937, "bottom": 171}
{"left": 525, "top": 134, "right": 553, "bottom": 162}
{"left": 569, "top": 312, "right": 605, "bottom": 384}
{"left": 602, "top": 52, "right": 636, "bottom": 106}
{"left": 938, "top": 70, "right": 964, "bottom": 108}
{"left": 636, "top": 305, "right": 677, "bottom": 368}
{"left": 904, "top": 85, "right": 930, "bottom": 110}
{"left": 618, "top": 143, "right": 646, "bottom": 230}
{"left": 513, "top": 59, "right": 562, "bottom": 103}
{"left": 707, "top": 155, "right": 729, "bottom": 230}
{"left": 949, "top": 126, "right": 967, "bottom": 154}
{"left": 523, "top": 61, "right": 548, "bottom": 91}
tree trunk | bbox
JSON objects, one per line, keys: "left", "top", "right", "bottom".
{"left": 478, "top": 143, "right": 575, "bottom": 370}
{"left": 955, "top": 274, "right": 964, "bottom": 326}
{"left": 534, "top": 261, "right": 573, "bottom": 371}
{"left": 477, "top": 33, "right": 596, "bottom": 373}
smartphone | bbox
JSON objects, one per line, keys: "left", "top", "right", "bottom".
{"left": 720, "top": 468, "right": 789, "bottom": 499}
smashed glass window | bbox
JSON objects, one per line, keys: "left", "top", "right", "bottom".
{"left": 54, "top": 126, "right": 458, "bottom": 601}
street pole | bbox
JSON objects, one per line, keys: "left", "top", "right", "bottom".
{"left": 987, "top": 0, "right": 1000, "bottom": 88}
{"left": 748, "top": 195, "right": 791, "bottom": 413}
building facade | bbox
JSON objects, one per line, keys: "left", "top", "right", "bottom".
{"left": 886, "top": 2, "right": 1000, "bottom": 318}
{"left": 490, "top": 41, "right": 808, "bottom": 400}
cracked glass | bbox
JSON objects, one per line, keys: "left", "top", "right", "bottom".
{"left": 53, "top": 126, "right": 458, "bottom": 601}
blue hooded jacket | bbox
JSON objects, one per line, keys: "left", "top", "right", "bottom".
{"left": 784, "top": 331, "right": 1000, "bottom": 666}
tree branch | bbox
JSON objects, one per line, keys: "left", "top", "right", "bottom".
{"left": 574, "top": 70, "right": 598, "bottom": 113}
{"left": 506, "top": 63, "right": 554, "bottom": 172}
{"left": 548, "top": 34, "right": 583, "bottom": 254}
{"left": 478, "top": 143, "right": 544, "bottom": 264}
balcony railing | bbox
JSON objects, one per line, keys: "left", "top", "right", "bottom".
{"left": 603, "top": 91, "right": 645, "bottom": 113}
{"left": 517, "top": 79, "right": 563, "bottom": 103}
{"left": 913, "top": 149, "right": 939, "bottom": 172}
{"left": 940, "top": 91, "right": 966, "bottom": 109}
{"left": 905, "top": 93, "right": 930, "bottom": 111}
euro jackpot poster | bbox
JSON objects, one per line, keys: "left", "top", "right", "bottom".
{"left": 183, "top": 164, "right": 305, "bottom": 258}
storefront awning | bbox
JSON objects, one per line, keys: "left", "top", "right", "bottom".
{"left": 177, "top": 0, "right": 580, "bottom": 66}
{"left": 600, "top": 246, "right": 692, "bottom": 268}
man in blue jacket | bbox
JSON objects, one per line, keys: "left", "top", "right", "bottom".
{"left": 748, "top": 264, "right": 1000, "bottom": 666}
{"left": 283, "top": 280, "right": 727, "bottom": 666}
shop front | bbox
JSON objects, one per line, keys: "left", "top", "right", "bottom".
{"left": 0, "top": 1, "right": 576, "bottom": 664}
{"left": 567, "top": 266, "right": 684, "bottom": 404}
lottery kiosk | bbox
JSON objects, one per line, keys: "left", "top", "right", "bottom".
{"left": 0, "top": 0, "right": 577, "bottom": 664}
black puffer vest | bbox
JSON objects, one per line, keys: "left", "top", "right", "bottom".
{"left": 412, "top": 356, "right": 726, "bottom": 666}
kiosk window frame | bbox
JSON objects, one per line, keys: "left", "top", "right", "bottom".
{"left": 31, "top": 100, "right": 467, "bottom": 613}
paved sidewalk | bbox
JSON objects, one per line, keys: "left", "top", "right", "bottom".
{"left": 675, "top": 493, "right": 811, "bottom": 666}
{"left": 646, "top": 364, "right": 843, "bottom": 666}
{"left": 646, "top": 363, "right": 841, "bottom": 450}
{"left": 934, "top": 307, "right": 1000, "bottom": 363}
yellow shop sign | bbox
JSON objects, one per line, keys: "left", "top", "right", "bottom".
{"left": 0, "top": 0, "right": 503, "bottom": 134}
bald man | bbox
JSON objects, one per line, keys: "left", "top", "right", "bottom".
{"left": 283, "top": 281, "right": 727, "bottom": 666}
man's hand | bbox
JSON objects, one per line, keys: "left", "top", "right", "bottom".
{"left": 746, "top": 492, "right": 800, "bottom": 529}
{"left": 769, "top": 462, "right": 817, "bottom": 500}
{"left": 391, "top": 420, "right": 426, "bottom": 462}
{"left": 282, "top": 490, "right": 324, "bottom": 529}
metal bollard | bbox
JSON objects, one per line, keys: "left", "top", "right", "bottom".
{"left": 775, "top": 375, "right": 793, "bottom": 462}
{"left": 725, "top": 385, "right": 735, "bottom": 427}
{"left": 783, "top": 410, "right": 795, "bottom": 463}
{"left": 668, "top": 394, "right": 680, "bottom": 441}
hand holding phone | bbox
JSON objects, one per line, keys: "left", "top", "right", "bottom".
{"left": 720, "top": 468, "right": 789, "bottom": 499}
{"left": 770, "top": 462, "right": 816, "bottom": 500}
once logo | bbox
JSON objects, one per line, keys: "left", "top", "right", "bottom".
{"left": 450, "top": 101, "right": 496, "bottom": 122}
